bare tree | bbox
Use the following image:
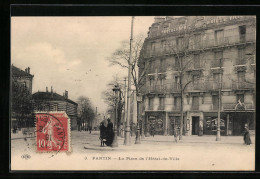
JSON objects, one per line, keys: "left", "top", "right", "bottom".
{"left": 107, "top": 34, "right": 150, "bottom": 141}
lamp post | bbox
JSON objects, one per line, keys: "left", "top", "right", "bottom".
{"left": 135, "top": 93, "right": 142, "bottom": 144}
{"left": 216, "top": 58, "right": 223, "bottom": 141}
{"left": 124, "top": 16, "right": 134, "bottom": 146}
{"left": 112, "top": 84, "right": 120, "bottom": 147}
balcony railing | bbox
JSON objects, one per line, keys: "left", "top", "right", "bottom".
{"left": 211, "top": 60, "right": 223, "bottom": 68}
{"left": 232, "top": 82, "right": 255, "bottom": 90}
{"left": 222, "top": 103, "right": 254, "bottom": 110}
{"left": 205, "top": 81, "right": 232, "bottom": 91}
{"left": 235, "top": 58, "right": 247, "bottom": 66}
{"left": 144, "top": 85, "right": 167, "bottom": 94}
{"left": 158, "top": 105, "right": 165, "bottom": 110}
{"left": 186, "top": 83, "right": 206, "bottom": 91}
{"left": 165, "top": 84, "right": 181, "bottom": 93}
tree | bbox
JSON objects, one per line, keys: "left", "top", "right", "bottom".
{"left": 77, "top": 96, "right": 95, "bottom": 131}
{"left": 165, "top": 21, "right": 208, "bottom": 139}
{"left": 107, "top": 34, "right": 150, "bottom": 141}
{"left": 102, "top": 77, "right": 125, "bottom": 135}
{"left": 11, "top": 78, "right": 35, "bottom": 129}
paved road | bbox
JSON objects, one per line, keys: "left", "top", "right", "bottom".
{"left": 11, "top": 130, "right": 255, "bottom": 170}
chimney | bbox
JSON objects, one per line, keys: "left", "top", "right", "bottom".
{"left": 51, "top": 86, "right": 53, "bottom": 97}
{"left": 64, "top": 90, "right": 68, "bottom": 99}
{"left": 46, "top": 87, "right": 48, "bottom": 92}
{"left": 28, "top": 67, "right": 30, "bottom": 74}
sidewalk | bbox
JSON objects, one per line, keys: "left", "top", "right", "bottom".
{"left": 80, "top": 131, "right": 255, "bottom": 152}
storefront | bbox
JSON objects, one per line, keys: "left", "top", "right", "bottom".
{"left": 145, "top": 112, "right": 165, "bottom": 135}
{"left": 203, "top": 112, "right": 226, "bottom": 135}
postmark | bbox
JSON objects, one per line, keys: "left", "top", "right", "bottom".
{"left": 35, "top": 112, "right": 70, "bottom": 152}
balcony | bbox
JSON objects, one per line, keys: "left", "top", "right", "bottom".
{"left": 222, "top": 103, "right": 254, "bottom": 111}
{"left": 144, "top": 85, "right": 167, "bottom": 94}
{"left": 186, "top": 83, "right": 206, "bottom": 92}
{"left": 205, "top": 81, "right": 232, "bottom": 91}
{"left": 172, "top": 105, "right": 181, "bottom": 111}
{"left": 232, "top": 82, "right": 255, "bottom": 91}
{"left": 158, "top": 105, "right": 165, "bottom": 110}
{"left": 211, "top": 60, "right": 224, "bottom": 68}
{"left": 165, "top": 84, "right": 181, "bottom": 93}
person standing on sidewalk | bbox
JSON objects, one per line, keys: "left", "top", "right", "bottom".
{"left": 173, "top": 126, "right": 179, "bottom": 143}
{"left": 243, "top": 124, "right": 251, "bottom": 145}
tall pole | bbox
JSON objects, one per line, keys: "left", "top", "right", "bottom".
{"left": 124, "top": 16, "right": 134, "bottom": 146}
{"left": 216, "top": 58, "right": 222, "bottom": 141}
{"left": 112, "top": 85, "right": 119, "bottom": 147}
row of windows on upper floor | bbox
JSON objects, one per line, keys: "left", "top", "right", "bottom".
{"left": 144, "top": 25, "right": 255, "bottom": 58}
{"left": 140, "top": 47, "right": 255, "bottom": 74}
{"left": 146, "top": 93, "right": 253, "bottom": 111}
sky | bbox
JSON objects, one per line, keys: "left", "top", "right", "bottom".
{"left": 11, "top": 16, "right": 155, "bottom": 114}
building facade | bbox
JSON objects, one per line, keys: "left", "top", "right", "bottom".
{"left": 32, "top": 88, "right": 78, "bottom": 130}
{"left": 138, "top": 16, "right": 256, "bottom": 136}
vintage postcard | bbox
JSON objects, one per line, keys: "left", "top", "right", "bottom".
{"left": 11, "top": 16, "right": 255, "bottom": 171}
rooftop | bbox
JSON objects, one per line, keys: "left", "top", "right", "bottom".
{"left": 32, "top": 91, "right": 78, "bottom": 105}
{"left": 11, "top": 65, "right": 33, "bottom": 77}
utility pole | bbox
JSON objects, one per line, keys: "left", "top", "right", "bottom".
{"left": 216, "top": 58, "right": 223, "bottom": 141}
{"left": 124, "top": 16, "right": 134, "bottom": 146}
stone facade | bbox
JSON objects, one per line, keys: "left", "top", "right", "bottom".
{"left": 139, "top": 16, "right": 256, "bottom": 136}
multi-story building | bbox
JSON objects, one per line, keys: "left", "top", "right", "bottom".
{"left": 11, "top": 65, "right": 34, "bottom": 94}
{"left": 32, "top": 88, "right": 78, "bottom": 130}
{"left": 138, "top": 16, "right": 256, "bottom": 136}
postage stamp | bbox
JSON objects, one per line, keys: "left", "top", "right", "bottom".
{"left": 35, "top": 112, "right": 70, "bottom": 152}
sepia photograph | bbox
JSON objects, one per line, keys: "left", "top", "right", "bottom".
{"left": 10, "top": 15, "right": 256, "bottom": 171}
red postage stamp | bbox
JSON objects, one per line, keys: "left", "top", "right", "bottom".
{"left": 35, "top": 112, "right": 70, "bottom": 152}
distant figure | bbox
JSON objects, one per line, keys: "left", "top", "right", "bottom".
{"left": 150, "top": 125, "right": 155, "bottom": 137}
{"left": 89, "top": 126, "right": 92, "bottom": 134}
{"left": 243, "top": 124, "right": 252, "bottom": 145}
{"left": 199, "top": 124, "right": 203, "bottom": 136}
{"left": 99, "top": 122, "right": 106, "bottom": 147}
{"left": 104, "top": 118, "right": 114, "bottom": 146}
{"left": 173, "top": 127, "right": 179, "bottom": 143}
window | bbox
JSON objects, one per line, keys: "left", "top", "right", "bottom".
{"left": 237, "top": 71, "right": 245, "bottom": 89}
{"left": 174, "top": 97, "right": 181, "bottom": 109}
{"left": 161, "top": 40, "right": 167, "bottom": 53}
{"left": 214, "top": 29, "right": 224, "bottom": 45}
{"left": 175, "top": 76, "right": 180, "bottom": 90}
{"left": 192, "top": 96, "right": 199, "bottom": 110}
{"left": 192, "top": 75, "right": 200, "bottom": 88}
{"left": 175, "top": 56, "right": 182, "bottom": 69}
{"left": 194, "top": 54, "right": 200, "bottom": 69}
{"left": 237, "top": 94, "right": 244, "bottom": 103}
{"left": 194, "top": 34, "right": 202, "bottom": 49}
{"left": 177, "top": 37, "right": 184, "bottom": 50}
{"left": 213, "top": 73, "right": 220, "bottom": 89}
{"left": 148, "top": 97, "right": 154, "bottom": 109}
{"left": 151, "top": 42, "right": 156, "bottom": 56}
{"left": 239, "top": 25, "right": 246, "bottom": 43}
{"left": 159, "top": 97, "right": 165, "bottom": 109}
{"left": 160, "top": 59, "right": 166, "bottom": 72}
{"left": 214, "top": 51, "right": 223, "bottom": 67}
{"left": 237, "top": 48, "right": 245, "bottom": 65}
{"left": 149, "top": 61, "right": 154, "bottom": 73}
{"left": 212, "top": 95, "right": 219, "bottom": 110}
{"left": 54, "top": 104, "right": 58, "bottom": 111}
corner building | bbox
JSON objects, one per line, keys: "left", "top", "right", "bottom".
{"left": 138, "top": 16, "right": 256, "bottom": 136}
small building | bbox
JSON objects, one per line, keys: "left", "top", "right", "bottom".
{"left": 32, "top": 88, "right": 78, "bottom": 130}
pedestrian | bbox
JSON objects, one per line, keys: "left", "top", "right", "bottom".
{"left": 173, "top": 126, "right": 179, "bottom": 143}
{"left": 99, "top": 122, "right": 106, "bottom": 147}
{"left": 243, "top": 124, "right": 252, "bottom": 145}
{"left": 104, "top": 118, "right": 114, "bottom": 146}
{"left": 150, "top": 124, "right": 155, "bottom": 137}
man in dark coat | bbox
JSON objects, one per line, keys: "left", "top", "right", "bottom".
{"left": 243, "top": 124, "right": 252, "bottom": 145}
{"left": 104, "top": 118, "right": 114, "bottom": 146}
{"left": 99, "top": 122, "right": 106, "bottom": 147}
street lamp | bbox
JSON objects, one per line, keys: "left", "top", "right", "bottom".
{"left": 112, "top": 84, "right": 120, "bottom": 147}
{"left": 135, "top": 93, "right": 142, "bottom": 144}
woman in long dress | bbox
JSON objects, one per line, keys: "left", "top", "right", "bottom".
{"left": 243, "top": 124, "right": 252, "bottom": 145}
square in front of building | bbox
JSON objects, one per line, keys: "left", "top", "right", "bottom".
{"left": 35, "top": 112, "right": 70, "bottom": 152}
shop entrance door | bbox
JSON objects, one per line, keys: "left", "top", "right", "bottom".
{"left": 192, "top": 116, "right": 199, "bottom": 135}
